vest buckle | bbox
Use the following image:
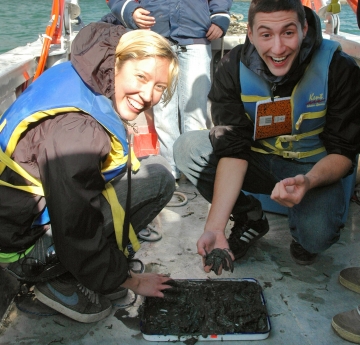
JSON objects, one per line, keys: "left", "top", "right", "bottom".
{"left": 282, "top": 151, "right": 300, "bottom": 159}
{"left": 279, "top": 135, "right": 297, "bottom": 142}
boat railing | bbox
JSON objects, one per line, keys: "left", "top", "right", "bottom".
{"left": 323, "top": 12, "right": 360, "bottom": 64}
{"left": 0, "top": 0, "right": 84, "bottom": 116}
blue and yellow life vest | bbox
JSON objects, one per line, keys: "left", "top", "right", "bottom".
{"left": 0, "top": 62, "right": 140, "bottom": 255}
{"left": 240, "top": 39, "right": 340, "bottom": 163}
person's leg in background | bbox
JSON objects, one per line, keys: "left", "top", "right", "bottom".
{"left": 178, "top": 44, "right": 212, "bottom": 134}
{"left": 154, "top": 44, "right": 212, "bottom": 179}
{"left": 153, "top": 70, "right": 181, "bottom": 179}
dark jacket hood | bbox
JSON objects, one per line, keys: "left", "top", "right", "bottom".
{"left": 241, "top": 6, "right": 323, "bottom": 85}
{"left": 71, "top": 22, "right": 128, "bottom": 98}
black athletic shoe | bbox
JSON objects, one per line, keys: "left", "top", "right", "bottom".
{"left": 228, "top": 213, "right": 269, "bottom": 260}
{"left": 34, "top": 274, "right": 112, "bottom": 323}
{"left": 290, "top": 240, "right": 317, "bottom": 265}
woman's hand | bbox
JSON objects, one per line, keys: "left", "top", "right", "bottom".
{"left": 121, "top": 272, "right": 172, "bottom": 297}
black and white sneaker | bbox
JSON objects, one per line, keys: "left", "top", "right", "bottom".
{"left": 228, "top": 213, "right": 269, "bottom": 260}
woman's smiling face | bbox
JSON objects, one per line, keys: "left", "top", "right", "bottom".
{"left": 114, "top": 56, "right": 170, "bottom": 121}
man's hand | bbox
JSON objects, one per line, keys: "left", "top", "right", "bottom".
{"left": 206, "top": 24, "right": 223, "bottom": 41}
{"left": 133, "top": 8, "right": 155, "bottom": 29}
{"left": 198, "top": 157, "right": 247, "bottom": 274}
{"left": 271, "top": 154, "right": 352, "bottom": 208}
{"left": 197, "top": 230, "right": 234, "bottom": 273}
{"left": 271, "top": 174, "right": 310, "bottom": 207}
{"left": 121, "top": 272, "right": 172, "bottom": 297}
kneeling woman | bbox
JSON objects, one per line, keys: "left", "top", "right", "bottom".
{"left": 0, "top": 23, "right": 178, "bottom": 323}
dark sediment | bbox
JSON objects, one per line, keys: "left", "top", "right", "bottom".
{"left": 140, "top": 279, "right": 269, "bottom": 337}
{"left": 204, "top": 248, "right": 234, "bottom": 275}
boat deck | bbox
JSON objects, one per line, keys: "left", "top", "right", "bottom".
{"left": 1, "top": 176, "right": 359, "bottom": 345}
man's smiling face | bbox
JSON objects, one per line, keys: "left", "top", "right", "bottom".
{"left": 247, "top": 10, "right": 308, "bottom": 77}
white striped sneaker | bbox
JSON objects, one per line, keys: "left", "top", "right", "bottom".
{"left": 228, "top": 213, "right": 269, "bottom": 260}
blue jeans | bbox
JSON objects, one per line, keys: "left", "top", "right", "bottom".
{"left": 174, "top": 130, "right": 345, "bottom": 253}
{"left": 154, "top": 44, "right": 212, "bottom": 179}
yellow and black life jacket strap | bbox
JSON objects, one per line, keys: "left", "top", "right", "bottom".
{"left": 0, "top": 119, "right": 6, "bottom": 133}
{"left": 274, "top": 128, "right": 324, "bottom": 150}
{"left": 241, "top": 94, "right": 271, "bottom": 103}
{"left": 0, "top": 146, "right": 44, "bottom": 196}
{"left": 130, "top": 147, "right": 140, "bottom": 172}
{"left": 0, "top": 179, "right": 44, "bottom": 195}
{"left": 275, "top": 127, "right": 323, "bottom": 144}
{"left": 102, "top": 182, "right": 140, "bottom": 257}
{"left": 250, "top": 127, "right": 325, "bottom": 159}
{"left": 251, "top": 140, "right": 326, "bottom": 159}
{"left": 295, "top": 109, "right": 327, "bottom": 130}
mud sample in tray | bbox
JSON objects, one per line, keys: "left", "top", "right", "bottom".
{"left": 139, "top": 278, "right": 270, "bottom": 341}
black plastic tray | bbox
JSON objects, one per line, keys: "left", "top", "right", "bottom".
{"left": 140, "top": 278, "right": 271, "bottom": 342}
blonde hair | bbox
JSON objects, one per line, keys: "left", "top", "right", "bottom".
{"left": 115, "top": 30, "right": 179, "bottom": 105}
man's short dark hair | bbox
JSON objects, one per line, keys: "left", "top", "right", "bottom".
{"left": 248, "top": 0, "right": 306, "bottom": 29}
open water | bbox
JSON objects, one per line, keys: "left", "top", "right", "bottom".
{"left": 0, "top": 0, "right": 359, "bottom": 54}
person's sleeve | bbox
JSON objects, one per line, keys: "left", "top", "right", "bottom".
{"left": 38, "top": 113, "right": 129, "bottom": 294}
{"left": 100, "top": 12, "right": 123, "bottom": 25}
{"left": 208, "top": 45, "right": 254, "bottom": 161}
{"left": 320, "top": 50, "right": 360, "bottom": 162}
{"left": 208, "top": 0, "right": 233, "bottom": 35}
{"left": 107, "top": 0, "right": 141, "bottom": 29}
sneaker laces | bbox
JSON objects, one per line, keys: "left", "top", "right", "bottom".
{"left": 229, "top": 222, "right": 246, "bottom": 240}
{"left": 77, "top": 283, "right": 100, "bottom": 304}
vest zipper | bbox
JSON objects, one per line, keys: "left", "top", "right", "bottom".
{"left": 270, "top": 83, "right": 277, "bottom": 102}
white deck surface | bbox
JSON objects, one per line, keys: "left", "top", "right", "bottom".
{"left": 1, "top": 176, "right": 359, "bottom": 345}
